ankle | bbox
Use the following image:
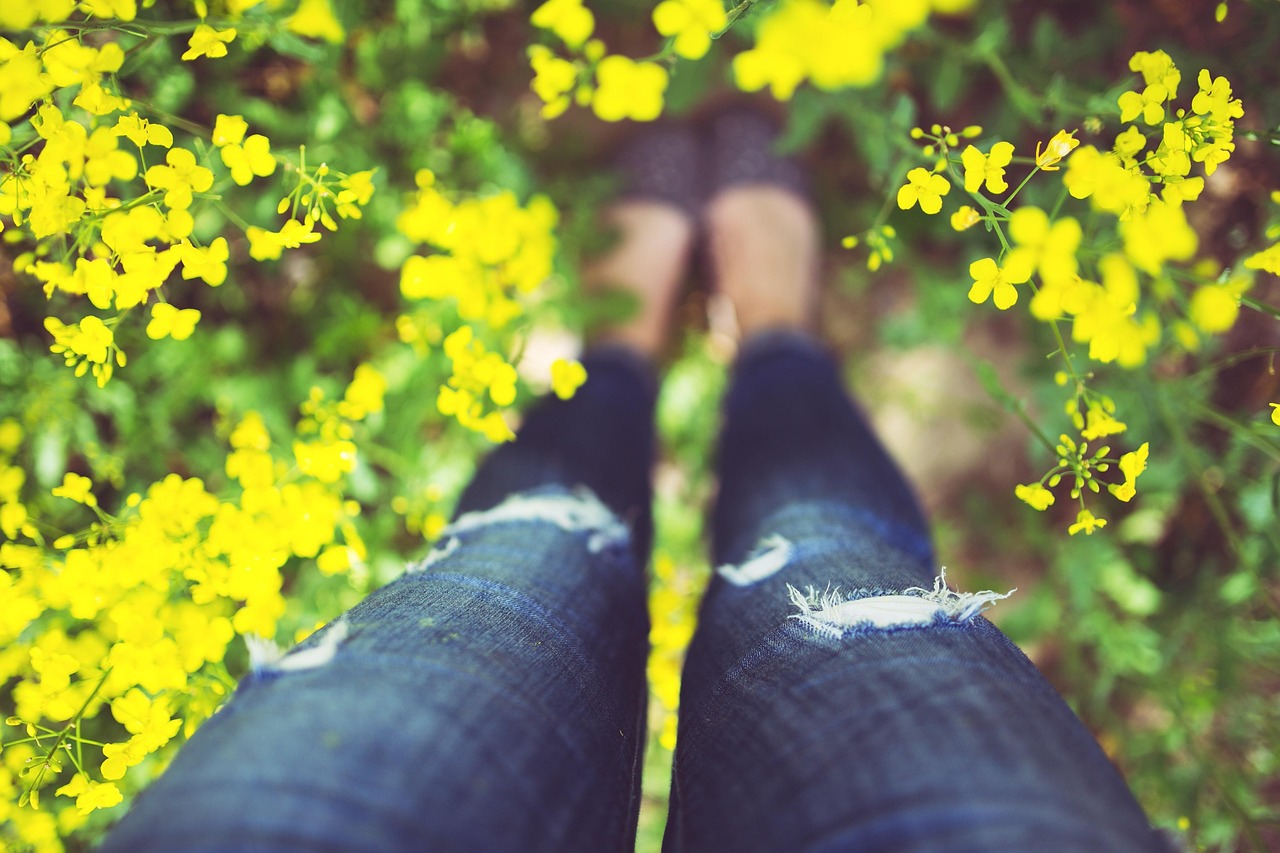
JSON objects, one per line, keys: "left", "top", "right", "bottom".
{"left": 705, "top": 186, "right": 821, "bottom": 338}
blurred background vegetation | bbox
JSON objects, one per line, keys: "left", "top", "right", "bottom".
{"left": 2, "top": 0, "right": 1279, "bottom": 849}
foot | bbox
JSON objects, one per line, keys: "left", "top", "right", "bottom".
{"left": 705, "top": 186, "right": 820, "bottom": 338}
{"left": 703, "top": 107, "right": 821, "bottom": 341}
{"left": 586, "top": 200, "right": 696, "bottom": 357}
{"left": 587, "top": 124, "right": 703, "bottom": 358}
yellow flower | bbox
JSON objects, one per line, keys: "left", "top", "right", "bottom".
{"left": 1062, "top": 145, "right": 1150, "bottom": 217}
{"left": 339, "top": 364, "right": 387, "bottom": 420}
{"left": 1034, "top": 129, "right": 1078, "bottom": 170}
{"left": 212, "top": 113, "right": 248, "bottom": 147}
{"left": 1015, "top": 482, "right": 1054, "bottom": 511}
{"left": 960, "top": 141, "right": 1014, "bottom": 194}
{"left": 531, "top": 0, "right": 595, "bottom": 48}
{"left": 653, "top": 0, "right": 727, "bottom": 60}
{"left": 592, "top": 55, "right": 668, "bottom": 122}
{"left": 53, "top": 472, "right": 96, "bottom": 505}
{"left": 1120, "top": 200, "right": 1197, "bottom": 275}
{"left": 1129, "top": 50, "right": 1180, "bottom": 98}
{"left": 896, "top": 167, "right": 949, "bottom": 214}
{"left": 528, "top": 45, "right": 578, "bottom": 119}
{"left": 287, "top": 0, "right": 345, "bottom": 43}
{"left": 144, "top": 147, "right": 214, "bottom": 210}
{"left": 113, "top": 113, "right": 173, "bottom": 148}
{"left": 55, "top": 775, "right": 124, "bottom": 815}
{"left": 1191, "top": 68, "right": 1243, "bottom": 123}
{"left": 178, "top": 237, "right": 230, "bottom": 286}
{"left": 146, "top": 302, "right": 201, "bottom": 341}
{"left": 1118, "top": 84, "right": 1169, "bottom": 126}
{"left": 1005, "top": 206, "right": 1080, "bottom": 287}
{"left": 550, "top": 358, "right": 587, "bottom": 400}
{"left": 220, "top": 133, "right": 275, "bottom": 185}
{"left": 967, "top": 255, "right": 1032, "bottom": 310}
{"left": 1270, "top": 403, "right": 1280, "bottom": 427}
{"left": 1108, "top": 442, "right": 1149, "bottom": 502}
{"left": 1068, "top": 508, "right": 1107, "bottom": 536}
{"left": 1188, "top": 281, "right": 1245, "bottom": 334}
{"left": 182, "top": 24, "right": 237, "bottom": 61}
{"left": 1081, "top": 403, "right": 1127, "bottom": 441}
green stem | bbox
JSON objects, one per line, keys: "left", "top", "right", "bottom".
{"left": 1242, "top": 294, "right": 1280, "bottom": 322}
{"left": 1156, "top": 387, "right": 1243, "bottom": 556}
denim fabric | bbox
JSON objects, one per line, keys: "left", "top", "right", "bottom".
{"left": 99, "top": 349, "right": 655, "bottom": 853}
{"left": 99, "top": 336, "right": 1164, "bottom": 853}
{"left": 664, "top": 332, "right": 1163, "bottom": 852}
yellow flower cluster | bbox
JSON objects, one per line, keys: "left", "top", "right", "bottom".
{"left": 890, "top": 51, "right": 1251, "bottom": 532}
{"left": 646, "top": 553, "right": 701, "bottom": 751}
{"left": 1, "top": 366, "right": 379, "bottom": 833}
{"left": 735, "top": 0, "right": 971, "bottom": 101}
{"left": 1, "top": 11, "right": 372, "bottom": 393}
{"left": 527, "top": 0, "right": 669, "bottom": 121}
{"left": 396, "top": 169, "right": 566, "bottom": 440}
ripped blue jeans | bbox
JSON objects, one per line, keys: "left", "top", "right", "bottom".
{"left": 100, "top": 334, "right": 1165, "bottom": 852}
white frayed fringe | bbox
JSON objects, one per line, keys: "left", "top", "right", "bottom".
{"left": 787, "top": 568, "right": 1014, "bottom": 639}
{"left": 247, "top": 618, "right": 349, "bottom": 674}
{"left": 717, "top": 535, "right": 793, "bottom": 587}
{"left": 430, "top": 487, "right": 629, "bottom": 555}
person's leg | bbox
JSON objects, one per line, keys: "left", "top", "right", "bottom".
{"left": 663, "top": 118, "right": 1165, "bottom": 852}
{"left": 100, "top": 124, "right": 701, "bottom": 851}
{"left": 99, "top": 348, "right": 655, "bottom": 853}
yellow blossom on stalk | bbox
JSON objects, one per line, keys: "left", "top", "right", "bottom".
{"left": 1120, "top": 200, "right": 1197, "bottom": 275}
{"left": 1118, "top": 84, "right": 1170, "bottom": 126}
{"left": 897, "top": 167, "right": 949, "bottom": 214}
{"left": 1080, "top": 399, "right": 1127, "bottom": 440}
{"left": 45, "top": 315, "right": 121, "bottom": 386}
{"left": 1245, "top": 242, "right": 1280, "bottom": 275}
{"left": 182, "top": 24, "right": 237, "bottom": 61}
{"left": 961, "top": 141, "right": 1014, "bottom": 194}
{"left": 144, "top": 148, "right": 214, "bottom": 210}
{"left": 113, "top": 113, "right": 173, "bottom": 148}
{"left": 528, "top": 45, "right": 579, "bottom": 119}
{"left": 146, "top": 302, "right": 201, "bottom": 341}
{"left": 1191, "top": 69, "right": 1243, "bottom": 123}
{"left": 653, "top": 0, "right": 727, "bottom": 60}
{"left": 178, "top": 237, "right": 230, "bottom": 286}
{"left": 531, "top": 0, "right": 595, "bottom": 48}
{"left": 1034, "top": 129, "right": 1078, "bottom": 170}
{"left": 950, "top": 205, "right": 981, "bottom": 231}
{"left": 1069, "top": 253, "right": 1159, "bottom": 368}
{"left": 220, "top": 133, "right": 276, "bottom": 186}
{"left": 1006, "top": 206, "right": 1081, "bottom": 286}
{"left": 55, "top": 774, "right": 124, "bottom": 815}
{"left": 968, "top": 255, "right": 1032, "bottom": 310}
{"left": 1188, "top": 279, "right": 1246, "bottom": 334}
{"left": 80, "top": 0, "right": 139, "bottom": 20}
{"left": 212, "top": 113, "right": 249, "bottom": 147}
{"left": 1108, "top": 442, "right": 1149, "bottom": 502}
{"left": 591, "top": 56, "right": 668, "bottom": 122}
{"left": 0, "top": 40, "right": 56, "bottom": 121}
{"left": 1270, "top": 403, "right": 1280, "bottom": 426}
{"left": 293, "top": 438, "right": 357, "bottom": 483}
{"left": 1063, "top": 145, "right": 1151, "bottom": 217}
{"left": 1129, "top": 50, "right": 1181, "bottom": 97}
{"left": 246, "top": 219, "right": 321, "bottom": 260}
{"left": 550, "top": 358, "right": 587, "bottom": 400}
{"left": 334, "top": 170, "right": 375, "bottom": 220}
{"left": 1068, "top": 509, "right": 1107, "bottom": 536}
{"left": 733, "top": 0, "right": 910, "bottom": 99}
{"left": 52, "top": 472, "right": 96, "bottom": 506}
{"left": 287, "top": 0, "right": 345, "bottom": 43}
{"left": 1015, "top": 482, "right": 1054, "bottom": 511}
{"left": 339, "top": 365, "right": 387, "bottom": 420}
